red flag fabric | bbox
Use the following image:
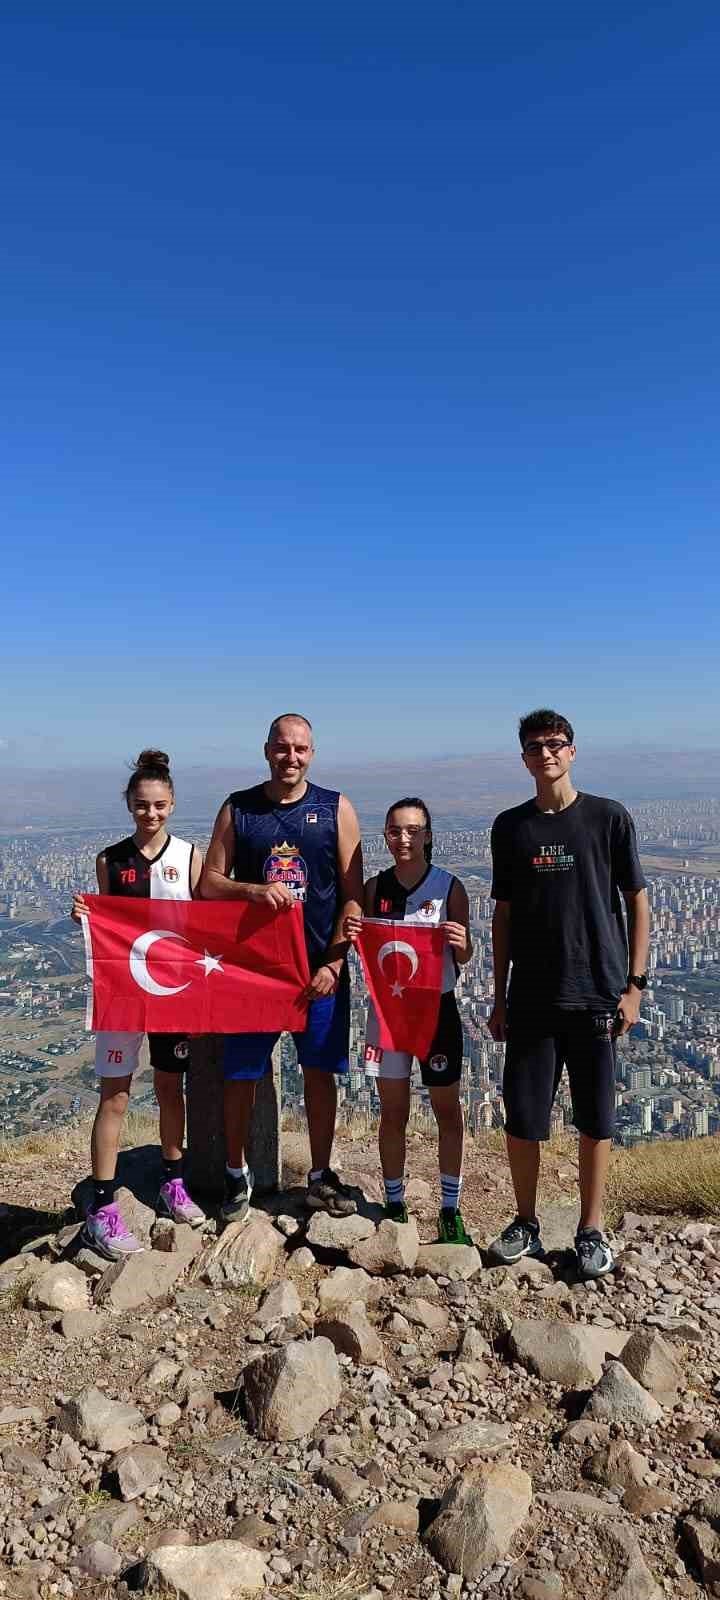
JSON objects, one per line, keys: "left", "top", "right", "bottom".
{"left": 81, "top": 896, "right": 310, "bottom": 1034}
{"left": 356, "top": 919, "right": 445, "bottom": 1057}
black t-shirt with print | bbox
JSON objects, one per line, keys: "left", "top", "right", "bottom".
{"left": 490, "top": 792, "right": 646, "bottom": 1010}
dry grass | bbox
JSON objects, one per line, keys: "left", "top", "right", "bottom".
{"left": 605, "top": 1134, "right": 720, "bottom": 1223}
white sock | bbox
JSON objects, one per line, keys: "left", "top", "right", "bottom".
{"left": 226, "top": 1164, "right": 250, "bottom": 1181}
{"left": 309, "top": 1168, "right": 324, "bottom": 1182}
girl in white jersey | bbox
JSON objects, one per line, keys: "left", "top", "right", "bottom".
{"left": 346, "top": 797, "right": 474, "bottom": 1245}
{"left": 72, "top": 750, "right": 205, "bottom": 1260}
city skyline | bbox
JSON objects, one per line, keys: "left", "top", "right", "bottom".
{"left": 2, "top": 4, "right": 719, "bottom": 759}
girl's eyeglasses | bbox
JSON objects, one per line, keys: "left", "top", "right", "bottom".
{"left": 386, "top": 825, "right": 427, "bottom": 839}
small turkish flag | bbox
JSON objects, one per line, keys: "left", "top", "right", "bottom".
{"left": 356, "top": 919, "right": 445, "bottom": 1057}
{"left": 80, "top": 896, "right": 310, "bottom": 1033}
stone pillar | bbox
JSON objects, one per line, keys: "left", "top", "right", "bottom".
{"left": 185, "top": 1035, "right": 282, "bottom": 1197}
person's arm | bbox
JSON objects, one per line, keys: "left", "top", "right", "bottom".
{"left": 189, "top": 845, "right": 204, "bottom": 898}
{"left": 343, "top": 874, "right": 377, "bottom": 941}
{"left": 443, "top": 878, "right": 472, "bottom": 965}
{"left": 71, "top": 851, "right": 108, "bottom": 921}
{"left": 199, "top": 803, "right": 294, "bottom": 910}
{"left": 488, "top": 900, "right": 511, "bottom": 1040}
{"left": 615, "top": 888, "right": 650, "bottom": 1033}
{"left": 307, "top": 795, "right": 364, "bottom": 998}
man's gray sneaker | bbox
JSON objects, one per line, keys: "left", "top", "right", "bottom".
{"left": 575, "top": 1227, "right": 614, "bottom": 1279}
{"left": 220, "top": 1168, "right": 254, "bottom": 1228}
{"left": 487, "top": 1215, "right": 542, "bottom": 1265}
{"left": 305, "top": 1168, "right": 357, "bottom": 1217}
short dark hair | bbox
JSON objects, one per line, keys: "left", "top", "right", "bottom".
{"left": 385, "top": 797, "right": 433, "bottom": 864}
{"left": 266, "top": 714, "right": 314, "bottom": 744}
{"left": 518, "top": 709, "right": 574, "bottom": 748}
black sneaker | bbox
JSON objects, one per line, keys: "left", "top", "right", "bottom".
{"left": 487, "top": 1215, "right": 542, "bottom": 1265}
{"left": 575, "top": 1227, "right": 614, "bottom": 1279}
{"left": 383, "top": 1200, "right": 409, "bottom": 1224}
{"left": 220, "top": 1168, "right": 254, "bottom": 1228}
{"left": 305, "top": 1169, "right": 357, "bottom": 1217}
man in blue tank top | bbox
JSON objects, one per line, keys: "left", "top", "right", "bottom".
{"left": 202, "top": 714, "right": 363, "bottom": 1221}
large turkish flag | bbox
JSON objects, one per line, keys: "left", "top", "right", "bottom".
{"left": 357, "top": 919, "right": 445, "bottom": 1057}
{"left": 81, "top": 896, "right": 310, "bottom": 1033}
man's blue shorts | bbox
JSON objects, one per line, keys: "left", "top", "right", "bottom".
{"left": 223, "top": 970, "right": 350, "bottom": 1082}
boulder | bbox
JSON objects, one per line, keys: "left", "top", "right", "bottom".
{"left": 415, "top": 1242, "right": 482, "bottom": 1281}
{"left": 620, "top": 1329, "right": 683, "bottom": 1404}
{"left": 111, "top": 1443, "right": 168, "bottom": 1501}
{"left": 680, "top": 1494, "right": 720, "bottom": 1594}
{"left": 403, "top": 1296, "right": 449, "bottom": 1332}
{"left": 59, "top": 1309, "right": 107, "bottom": 1341}
{"left": 95, "top": 1249, "right": 189, "bottom": 1311}
{"left": 595, "top": 1522, "right": 662, "bottom": 1599}
{"left": 317, "top": 1266, "right": 379, "bottom": 1311}
{"left": 585, "top": 1362, "right": 663, "bottom": 1428}
{"left": 26, "top": 1262, "right": 89, "bottom": 1313}
{"left": 243, "top": 1336, "right": 341, "bottom": 1440}
{"left": 317, "top": 1464, "right": 367, "bottom": 1505}
{"left": 424, "top": 1462, "right": 532, "bottom": 1577}
{"left": 317, "top": 1302, "right": 385, "bottom": 1366}
{"left": 142, "top": 1540, "right": 268, "bottom": 1597}
{"left": 251, "top": 1280, "right": 302, "bottom": 1330}
{"left": 349, "top": 1217, "right": 420, "bottom": 1275}
{"left": 78, "top": 1541, "right": 123, "bottom": 1580}
{"left": 422, "top": 1421, "right": 513, "bottom": 1461}
{"left": 194, "top": 1212, "right": 285, "bottom": 1289}
{"left": 508, "top": 1319, "right": 627, "bottom": 1388}
{"left": 58, "top": 1387, "right": 147, "bottom": 1452}
{"left": 306, "top": 1212, "right": 375, "bottom": 1253}
{"left": 583, "top": 1439, "right": 650, "bottom": 1491}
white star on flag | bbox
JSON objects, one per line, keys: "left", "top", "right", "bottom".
{"left": 196, "top": 950, "right": 224, "bottom": 977}
{"left": 390, "top": 981, "right": 405, "bottom": 997}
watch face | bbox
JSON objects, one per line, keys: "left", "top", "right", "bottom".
{"left": 630, "top": 975, "right": 648, "bottom": 990}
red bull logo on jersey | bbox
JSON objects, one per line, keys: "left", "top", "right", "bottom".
{"left": 264, "top": 840, "right": 309, "bottom": 902}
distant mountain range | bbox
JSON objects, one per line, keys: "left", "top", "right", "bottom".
{"left": 1, "top": 748, "right": 719, "bottom": 830}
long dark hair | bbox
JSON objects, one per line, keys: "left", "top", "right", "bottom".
{"left": 124, "top": 749, "right": 174, "bottom": 808}
{"left": 385, "top": 796, "right": 433, "bottom": 864}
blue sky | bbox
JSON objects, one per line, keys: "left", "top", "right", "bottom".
{"left": 2, "top": 2, "right": 719, "bottom": 767}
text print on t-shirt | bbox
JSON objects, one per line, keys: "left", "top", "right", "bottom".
{"left": 531, "top": 843, "right": 575, "bottom": 872}
{"left": 263, "top": 841, "right": 309, "bottom": 901}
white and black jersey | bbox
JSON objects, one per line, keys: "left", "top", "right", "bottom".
{"left": 104, "top": 835, "right": 195, "bottom": 901}
{"left": 371, "top": 863, "right": 457, "bottom": 992}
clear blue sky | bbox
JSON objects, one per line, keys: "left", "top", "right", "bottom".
{"left": 2, "top": 2, "right": 718, "bottom": 767}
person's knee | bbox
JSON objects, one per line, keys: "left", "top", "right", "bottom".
{"left": 154, "top": 1072, "right": 183, "bottom": 1103}
{"left": 100, "top": 1089, "right": 129, "bottom": 1120}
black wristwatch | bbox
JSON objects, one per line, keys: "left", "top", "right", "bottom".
{"left": 626, "top": 973, "right": 648, "bottom": 992}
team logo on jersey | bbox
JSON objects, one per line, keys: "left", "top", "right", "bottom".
{"left": 173, "top": 1040, "right": 190, "bottom": 1061}
{"left": 428, "top": 1053, "right": 448, "bottom": 1072}
{"left": 417, "top": 899, "right": 441, "bottom": 919}
{"left": 162, "top": 864, "right": 180, "bottom": 883}
{"left": 264, "top": 840, "right": 308, "bottom": 901}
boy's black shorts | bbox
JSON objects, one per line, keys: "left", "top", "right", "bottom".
{"left": 503, "top": 1006, "right": 617, "bottom": 1140}
{"left": 148, "top": 1034, "right": 191, "bottom": 1073}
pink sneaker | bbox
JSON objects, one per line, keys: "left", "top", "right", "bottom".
{"left": 83, "top": 1202, "right": 144, "bottom": 1261}
{"left": 158, "top": 1178, "right": 206, "bottom": 1228}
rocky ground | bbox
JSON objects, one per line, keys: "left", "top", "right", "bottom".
{"left": 0, "top": 1129, "right": 719, "bottom": 1600}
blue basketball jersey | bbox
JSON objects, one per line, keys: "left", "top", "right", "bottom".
{"left": 227, "top": 781, "right": 341, "bottom": 970}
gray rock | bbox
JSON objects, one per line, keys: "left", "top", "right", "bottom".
{"left": 415, "top": 1242, "right": 482, "bottom": 1281}
{"left": 1, "top": 1445, "right": 46, "bottom": 1479}
{"left": 537, "top": 1490, "right": 623, "bottom": 1518}
{"left": 620, "top": 1328, "right": 683, "bottom": 1404}
{"left": 508, "top": 1319, "right": 627, "bottom": 1388}
{"left": 422, "top": 1421, "right": 513, "bottom": 1461}
{"left": 349, "top": 1217, "right": 420, "bottom": 1275}
{"left": 317, "top": 1265, "right": 378, "bottom": 1311}
{"left": 154, "top": 1401, "right": 182, "bottom": 1428}
{"left": 111, "top": 1442, "right": 168, "bottom": 1500}
{"left": 243, "top": 1336, "right": 341, "bottom": 1440}
{"left": 26, "top": 1262, "right": 89, "bottom": 1313}
{"left": 456, "top": 1327, "right": 492, "bottom": 1362}
{"left": 142, "top": 1539, "right": 268, "bottom": 1597}
{"left": 95, "top": 1248, "right": 189, "bottom": 1310}
{"left": 585, "top": 1362, "right": 663, "bottom": 1428}
{"left": 424, "top": 1462, "right": 532, "bottom": 1577}
{"left": 306, "top": 1212, "right": 375, "bottom": 1252}
{"left": 82, "top": 1500, "right": 142, "bottom": 1543}
{"left": 404, "top": 1296, "right": 449, "bottom": 1332}
{"left": 252, "top": 1279, "right": 302, "bottom": 1329}
{"left": 78, "top": 1541, "right": 123, "bottom": 1580}
{"left": 596, "top": 1522, "right": 662, "bottom": 1599}
{"left": 317, "top": 1302, "right": 385, "bottom": 1366}
{"left": 58, "top": 1386, "right": 148, "bottom": 1451}
{"left": 583, "top": 1440, "right": 650, "bottom": 1490}
{"left": 680, "top": 1495, "right": 720, "bottom": 1594}
{"left": 317, "top": 1464, "right": 367, "bottom": 1504}
{"left": 196, "top": 1211, "right": 285, "bottom": 1288}
{"left": 59, "top": 1309, "right": 107, "bottom": 1340}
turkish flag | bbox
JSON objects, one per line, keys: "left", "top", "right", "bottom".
{"left": 81, "top": 896, "right": 310, "bottom": 1033}
{"left": 356, "top": 919, "right": 445, "bottom": 1057}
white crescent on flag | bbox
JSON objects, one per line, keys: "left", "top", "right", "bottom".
{"left": 377, "top": 939, "right": 419, "bottom": 996}
{"left": 129, "top": 929, "right": 192, "bottom": 998}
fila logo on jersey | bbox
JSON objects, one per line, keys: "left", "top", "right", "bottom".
{"left": 162, "top": 865, "right": 180, "bottom": 882}
{"left": 429, "top": 1053, "right": 448, "bottom": 1072}
{"left": 306, "top": 812, "right": 317, "bottom": 824}
{"left": 173, "top": 1040, "right": 190, "bottom": 1060}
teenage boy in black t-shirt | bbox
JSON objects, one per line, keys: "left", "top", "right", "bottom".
{"left": 487, "top": 709, "right": 650, "bottom": 1279}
